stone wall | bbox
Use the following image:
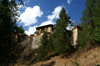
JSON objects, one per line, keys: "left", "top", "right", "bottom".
{"left": 72, "top": 28, "right": 78, "bottom": 48}
{"left": 31, "top": 33, "right": 43, "bottom": 49}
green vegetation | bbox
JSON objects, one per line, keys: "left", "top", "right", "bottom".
{"left": 53, "top": 8, "right": 72, "bottom": 54}
{"left": 37, "top": 8, "right": 75, "bottom": 61}
{"left": 78, "top": 0, "right": 100, "bottom": 48}
{"left": 16, "top": 25, "right": 24, "bottom": 34}
{"left": 65, "top": 63, "right": 67, "bottom": 66}
{"left": 47, "top": 35, "right": 54, "bottom": 53}
{"left": 37, "top": 31, "right": 48, "bottom": 60}
{"left": 71, "top": 60, "right": 80, "bottom": 66}
{"left": 0, "top": 0, "right": 18, "bottom": 65}
{"left": 85, "top": 55, "right": 87, "bottom": 58}
{"left": 0, "top": 0, "right": 99, "bottom": 65}
{"left": 0, "top": 0, "right": 24, "bottom": 65}
{"left": 37, "top": 0, "right": 100, "bottom": 61}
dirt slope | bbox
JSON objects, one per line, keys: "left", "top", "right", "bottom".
{"left": 14, "top": 36, "right": 100, "bottom": 66}
{"left": 31, "top": 46, "right": 100, "bottom": 66}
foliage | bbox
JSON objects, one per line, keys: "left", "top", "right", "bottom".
{"left": 65, "top": 63, "right": 67, "bottom": 66}
{"left": 46, "top": 35, "right": 54, "bottom": 53}
{"left": 16, "top": 25, "right": 24, "bottom": 34}
{"left": 85, "top": 55, "right": 87, "bottom": 58}
{"left": 0, "top": 0, "right": 19, "bottom": 65}
{"left": 71, "top": 60, "right": 80, "bottom": 66}
{"left": 53, "top": 8, "right": 72, "bottom": 54}
{"left": 78, "top": 0, "right": 100, "bottom": 48}
{"left": 37, "top": 31, "right": 48, "bottom": 60}
{"left": 37, "top": 8, "right": 76, "bottom": 61}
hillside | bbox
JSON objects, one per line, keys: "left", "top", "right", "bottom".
{"left": 14, "top": 36, "right": 100, "bottom": 66}
{"left": 32, "top": 46, "right": 100, "bottom": 66}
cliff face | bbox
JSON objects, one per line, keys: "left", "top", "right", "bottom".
{"left": 31, "top": 33, "right": 43, "bottom": 49}
{"left": 14, "top": 34, "right": 43, "bottom": 65}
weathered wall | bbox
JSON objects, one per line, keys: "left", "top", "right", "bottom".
{"left": 47, "top": 27, "right": 52, "bottom": 33}
{"left": 31, "top": 33, "right": 43, "bottom": 49}
{"left": 72, "top": 28, "right": 78, "bottom": 48}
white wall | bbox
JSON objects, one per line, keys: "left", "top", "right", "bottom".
{"left": 72, "top": 28, "right": 78, "bottom": 48}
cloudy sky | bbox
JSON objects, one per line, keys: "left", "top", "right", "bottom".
{"left": 17, "top": 0, "right": 86, "bottom": 35}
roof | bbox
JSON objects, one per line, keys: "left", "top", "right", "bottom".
{"left": 36, "top": 24, "right": 54, "bottom": 30}
{"left": 72, "top": 25, "right": 82, "bottom": 31}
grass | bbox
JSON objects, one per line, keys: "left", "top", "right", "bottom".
{"left": 85, "top": 55, "right": 87, "bottom": 58}
{"left": 70, "top": 60, "right": 80, "bottom": 66}
{"left": 65, "top": 63, "right": 67, "bottom": 66}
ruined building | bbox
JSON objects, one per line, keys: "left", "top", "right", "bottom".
{"left": 31, "top": 24, "right": 81, "bottom": 49}
{"left": 72, "top": 25, "right": 82, "bottom": 48}
{"left": 31, "top": 24, "right": 54, "bottom": 49}
{"left": 33, "top": 24, "right": 54, "bottom": 36}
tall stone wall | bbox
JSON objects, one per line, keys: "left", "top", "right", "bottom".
{"left": 31, "top": 33, "right": 43, "bottom": 49}
{"left": 72, "top": 28, "right": 78, "bottom": 48}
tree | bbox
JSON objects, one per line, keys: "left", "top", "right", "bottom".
{"left": 53, "top": 8, "right": 72, "bottom": 54}
{"left": 16, "top": 25, "right": 24, "bottom": 34}
{"left": 0, "top": 0, "right": 18, "bottom": 65}
{"left": 78, "top": 0, "right": 100, "bottom": 48}
{"left": 91, "top": 0, "right": 100, "bottom": 43}
{"left": 46, "top": 35, "right": 54, "bottom": 53}
{"left": 37, "top": 31, "right": 48, "bottom": 60}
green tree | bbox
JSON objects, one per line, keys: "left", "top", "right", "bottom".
{"left": 37, "top": 31, "right": 48, "bottom": 60}
{"left": 78, "top": 0, "right": 100, "bottom": 48}
{"left": 53, "top": 8, "right": 72, "bottom": 54}
{"left": 47, "top": 35, "right": 53, "bottom": 53}
{"left": 16, "top": 25, "right": 24, "bottom": 34}
{"left": 0, "top": 0, "right": 18, "bottom": 65}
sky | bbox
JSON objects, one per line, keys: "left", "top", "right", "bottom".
{"left": 17, "top": 0, "right": 86, "bottom": 35}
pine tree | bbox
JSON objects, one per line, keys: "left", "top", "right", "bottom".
{"left": 78, "top": 0, "right": 100, "bottom": 47}
{"left": 0, "top": 0, "right": 18, "bottom": 65}
{"left": 37, "top": 31, "right": 48, "bottom": 60}
{"left": 16, "top": 25, "right": 24, "bottom": 34}
{"left": 91, "top": 0, "right": 100, "bottom": 43}
{"left": 53, "top": 8, "right": 72, "bottom": 54}
{"left": 47, "top": 35, "right": 53, "bottom": 53}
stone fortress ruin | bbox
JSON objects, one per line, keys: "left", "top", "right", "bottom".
{"left": 31, "top": 24, "right": 54, "bottom": 49}
{"left": 35, "top": 24, "right": 54, "bottom": 36}
{"left": 72, "top": 25, "right": 82, "bottom": 48}
{"left": 16, "top": 24, "right": 81, "bottom": 49}
{"left": 31, "top": 24, "right": 81, "bottom": 49}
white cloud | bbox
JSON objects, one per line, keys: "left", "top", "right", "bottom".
{"left": 25, "top": 6, "right": 69, "bottom": 35}
{"left": 38, "top": 6, "right": 62, "bottom": 27}
{"left": 66, "top": 24, "right": 74, "bottom": 30}
{"left": 18, "top": 5, "right": 23, "bottom": 9}
{"left": 18, "top": 5, "right": 27, "bottom": 10}
{"left": 25, "top": 26, "right": 38, "bottom": 35}
{"left": 66, "top": 19, "right": 75, "bottom": 30}
{"left": 70, "top": 19, "right": 75, "bottom": 23}
{"left": 67, "top": 0, "right": 72, "bottom": 5}
{"left": 40, "top": 20, "right": 55, "bottom": 26}
{"left": 37, "top": 6, "right": 62, "bottom": 27}
{"left": 47, "top": 6, "right": 62, "bottom": 20}
{"left": 20, "top": 6, "right": 43, "bottom": 26}
{"left": 17, "top": 5, "right": 27, "bottom": 15}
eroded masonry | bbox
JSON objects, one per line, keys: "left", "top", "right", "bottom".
{"left": 31, "top": 24, "right": 82, "bottom": 49}
{"left": 31, "top": 24, "right": 54, "bottom": 49}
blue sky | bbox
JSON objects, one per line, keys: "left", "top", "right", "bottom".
{"left": 17, "top": 0, "right": 86, "bottom": 35}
